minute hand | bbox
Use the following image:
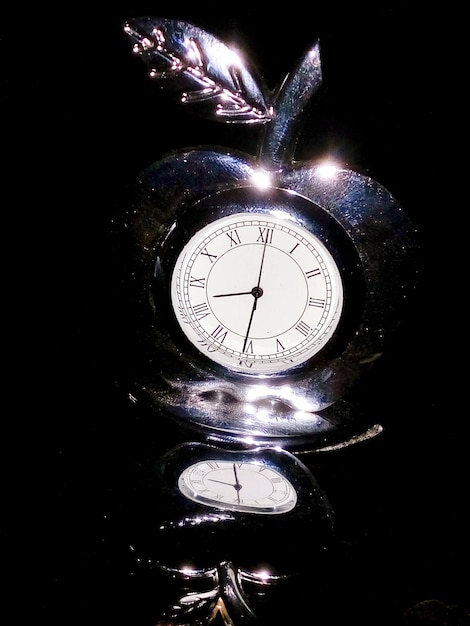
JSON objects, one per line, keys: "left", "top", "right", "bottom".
{"left": 242, "top": 239, "right": 268, "bottom": 352}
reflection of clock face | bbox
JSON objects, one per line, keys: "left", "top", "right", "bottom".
{"left": 178, "top": 458, "right": 298, "bottom": 514}
{"left": 171, "top": 212, "right": 343, "bottom": 374}
{"left": 123, "top": 442, "right": 334, "bottom": 596}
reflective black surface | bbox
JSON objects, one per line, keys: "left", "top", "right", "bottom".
{"left": 4, "top": 5, "right": 468, "bottom": 625}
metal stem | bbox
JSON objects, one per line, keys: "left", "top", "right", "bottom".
{"left": 260, "top": 41, "right": 322, "bottom": 168}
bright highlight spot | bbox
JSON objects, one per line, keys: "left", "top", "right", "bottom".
{"left": 250, "top": 169, "right": 272, "bottom": 189}
{"left": 255, "top": 569, "right": 272, "bottom": 582}
{"left": 317, "top": 161, "right": 341, "bottom": 179}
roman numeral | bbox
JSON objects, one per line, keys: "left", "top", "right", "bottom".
{"left": 207, "top": 462, "right": 220, "bottom": 470}
{"left": 276, "top": 339, "right": 285, "bottom": 352}
{"left": 305, "top": 269, "right": 321, "bottom": 278}
{"left": 226, "top": 229, "right": 241, "bottom": 246}
{"left": 211, "top": 325, "right": 228, "bottom": 343}
{"left": 189, "top": 276, "right": 206, "bottom": 288}
{"left": 200, "top": 247, "right": 217, "bottom": 263}
{"left": 207, "top": 492, "right": 224, "bottom": 501}
{"left": 308, "top": 297, "right": 325, "bottom": 308}
{"left": 192, "top": 302, "right": 210, "bottom": 319}
{"left": 295, "top": 320, "right": 312, "bottom": 336}
{"left": 197, "top": 339, "right": 217, "bottom": 352}
{"left": 289, "top": 242, "right": 300, "bottom": 254}
{"left": 243, "top": 340, "right": 254, "bottom": 353}
{"left": 177, "top": 306, "right": 190, "bottom": 324}
{"left": 257, "top": 227, "right": 274, "bottom": 244}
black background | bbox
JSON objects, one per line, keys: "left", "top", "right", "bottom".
{"left": 3, "top": 4, "right": 467, "bottom": 625}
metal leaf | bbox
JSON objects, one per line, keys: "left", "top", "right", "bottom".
{"left": 123, "top": 17, "right": 272, "bottom": 124}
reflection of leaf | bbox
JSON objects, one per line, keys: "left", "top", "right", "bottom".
{"left": 123, "top": 17, "right": 271, "bottom": 124}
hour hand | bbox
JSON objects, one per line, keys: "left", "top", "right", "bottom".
{"left": 213, "top": 290, "right": 253, "bottom": 298}
{"left": 232, "top": 464, "right": 242, "bottom": 491}
{"left": 208, "top": 478, "right": 238, "bottom": 487}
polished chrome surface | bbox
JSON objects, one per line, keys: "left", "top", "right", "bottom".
{"left": 261, "top": 41, "right": 322, "bottom": 166}
{"left": 117, "top": 18, "right": 419, "bottom": 449}
{"left": 115, "top": 153, "right": 417, "bottom": 448}
{"left": 123, "top": 17, "right": 271, "bottom": 124}
{"left": 149, "top": 561, "right": 287, "bottom": 624}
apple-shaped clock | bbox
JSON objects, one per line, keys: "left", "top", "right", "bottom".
{"left": 114, "top": 17, "right": 418, "bottom": 449}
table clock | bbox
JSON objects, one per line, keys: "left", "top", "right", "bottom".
{"left": 114, "top": 16, "right": 418, "bottom": 450}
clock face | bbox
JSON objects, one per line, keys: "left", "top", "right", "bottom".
{"left": 177, "top": 458, "right": 298, "bottom": 514}
{"left": 170, "top": 212, "right": 344, "bottom": 374}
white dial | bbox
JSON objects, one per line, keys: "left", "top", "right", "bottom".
{"left": 178, "top": 459, "right": 298, "bottom": 514}
{"left": 171, "top": 212, "right": 344, "bottom": 374}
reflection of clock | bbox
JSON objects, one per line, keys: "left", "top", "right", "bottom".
{"left": 115, "top": 442, "right": 334, "bottom": 624}
{"left": 160, "top": 442, "right": 330, "bottom": 521}
{"left": 178, "top": 456, "right": 298, "bottom": 514}
{"left": 171, "top": 211, "right": 343, "bottom": 375}
{"left": 123, "top": 442, "right": 334, "bottom": 570}
{"left": 115, "top": 17, "right": 419, "bottom": 448}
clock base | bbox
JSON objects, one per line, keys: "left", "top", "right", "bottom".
{"left": 129, "top": 377, "right": 383, "bottom": 452}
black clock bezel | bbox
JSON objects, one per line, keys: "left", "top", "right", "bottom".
{"left": 153, "top": 185, "right": 365, "bottom": 375}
